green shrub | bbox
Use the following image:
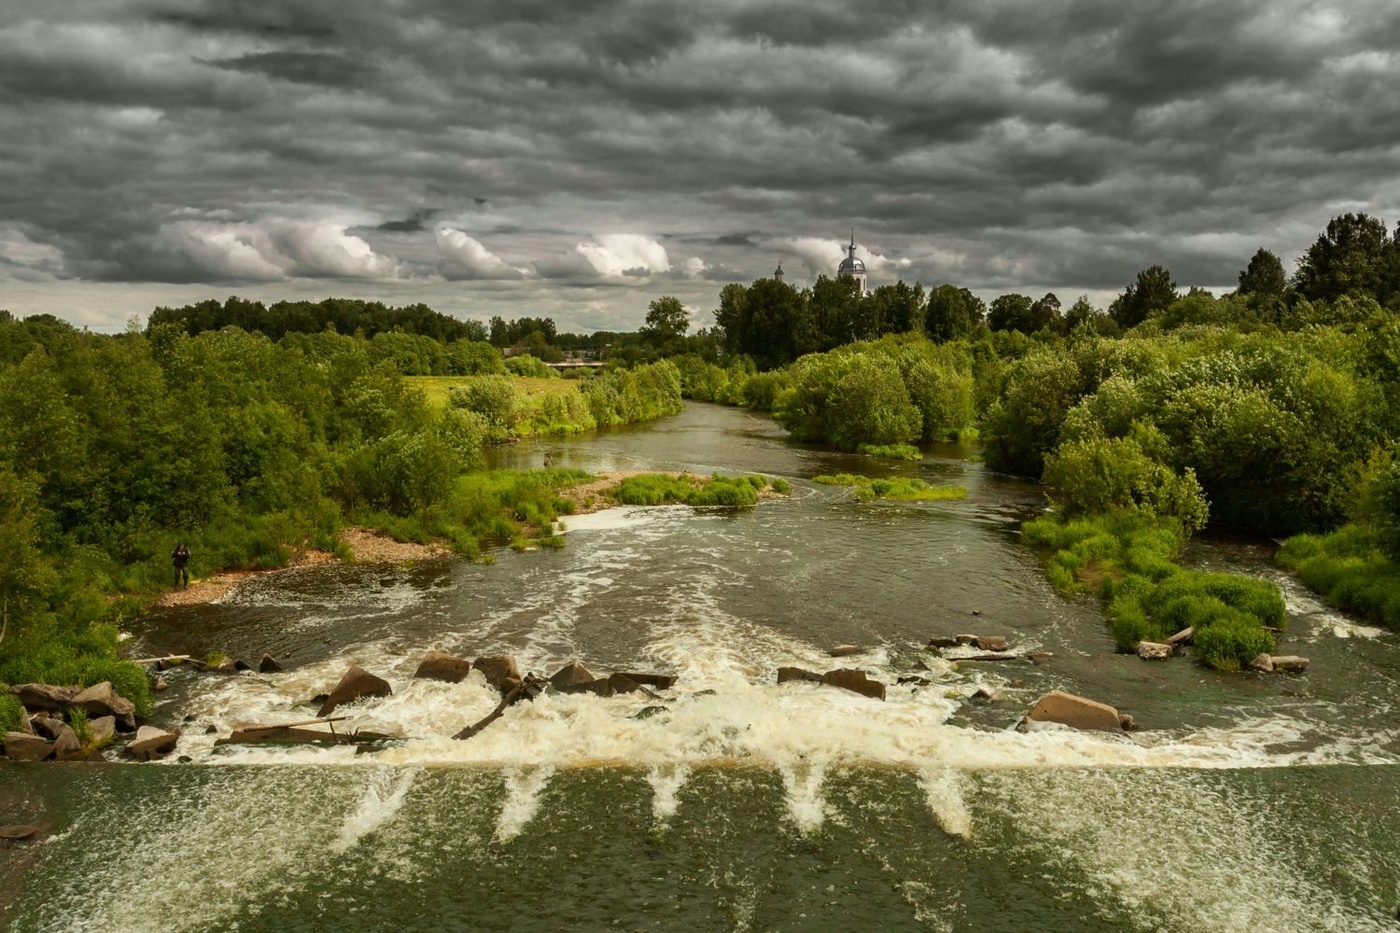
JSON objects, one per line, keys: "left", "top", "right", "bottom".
{"left": 0, "top": 692, "right": 23, "bottom": 733}
{"left": 1194, "top": 614, "right": 1276, "bottom": 671}
{"left": 856, "top": 443, "right": 921, "bottom": 460}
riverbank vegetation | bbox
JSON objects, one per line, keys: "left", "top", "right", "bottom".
{"left": 0, "top": 315, "right": 681, "bottom": 704}
{"left": 813, "top": 473, "right": 967, "bottom": 503}
{"left": 613, "top": 472, "right": 789, "bottom": 507}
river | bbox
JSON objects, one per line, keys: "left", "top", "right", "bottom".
{"left": 3, "top": 402, "right": 1399, "bottom": 932}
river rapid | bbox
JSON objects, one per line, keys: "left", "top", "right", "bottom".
{"left": 4, "top": 402, "right": 1400, "bottom": 932}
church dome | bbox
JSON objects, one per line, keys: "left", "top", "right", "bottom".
{"left": 837, "top": 255, "right": 866, "bottom": 274}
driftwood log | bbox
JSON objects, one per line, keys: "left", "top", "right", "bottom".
{"left": 452, "top": 673, "right": 547, "bottom": 740}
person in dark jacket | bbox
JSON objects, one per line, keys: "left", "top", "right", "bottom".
{"left": 171, "top": 540, "right": 191, "bottom": 588}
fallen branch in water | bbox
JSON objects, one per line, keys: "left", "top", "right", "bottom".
{"left": 452, "top": 673, "right": 546, "bottom": 740}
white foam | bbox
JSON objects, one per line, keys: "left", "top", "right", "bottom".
{"left": 778, "top": 755, "right": 828, "bottom": 835}
{"left": 331, "top": 767, "right": 419, "bottom": 854}
{"left": 918, "top": 767, "right": 972, "bottom": 838}
{"left": 495, "top": 765, "right": 555, "bottom": 842}
{"left": 647, "top": 764, "right": 691, "bottom": 827}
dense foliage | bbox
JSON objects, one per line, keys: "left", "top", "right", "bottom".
{"left": 150, "top": 296, "right": 489, "bottom": 343}
{"left": 613, "top": 472, "right": 786, "bottom": 507}
{"left": 812, "top": 474, "right": 967, "bottom": 503}
{"left": 0, "top": 314, "right": 684, "bottom": 705}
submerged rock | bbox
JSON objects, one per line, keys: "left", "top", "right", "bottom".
{"left": 0, "top": 825, "right": 38, "bottom": 841}
{"left": 829, "top": 645, "right": 863, "bottom": 657}
{"left": 414, "top": 650, "right": 473, "bottom": 684}
{"left": 956, "top": 634, "right": 1008, "bottom": 651}
{"left": 1024, "top": 690, "right": 1124, "bottom": 732}
{"left": 556, "top": 677, "right": 614, "bottom": 697}
{"left": 926, "top": 636, "right": 959, "bottom": 650}
{"left": 317, "top": 665, "right": 393, "bottom": 717}
{"left": 1271, "top": 656, "right": 1310, "bottom": 673}
{"left": 217, "top": 723, "right": 348, "bottom": 747}
{"left": 1028, "top": 652, "right": 1055, "bottom": 665}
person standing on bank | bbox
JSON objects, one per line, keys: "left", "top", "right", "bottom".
{"left": 171, "top": 540, "right": 191, "bottom": 588}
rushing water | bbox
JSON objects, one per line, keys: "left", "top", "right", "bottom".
{"left": 4, "top": 403, "right": 1400, "bottom": 932}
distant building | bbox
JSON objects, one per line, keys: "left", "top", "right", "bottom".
{"left": 774, "top": 261, "right": 785, "bottom": 282}
{"left": 837, "top": 230, "right": 868, "bottom": 293}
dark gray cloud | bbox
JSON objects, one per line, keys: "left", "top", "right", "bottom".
{"left": 1, "top": 0, "right": 1399, "bottom": 330}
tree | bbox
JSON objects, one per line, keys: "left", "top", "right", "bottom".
{"left": 1293, "top": 212, "right": 1398, "bottom": 306}
{"left": 924, "top": 285, "right": 985, "bottom": 341}
{"left": 989, "top": 294, "right": 1034, "bottom": 333}
{"left": 1109, "top": 265, "right": 1178, "bottom": 328}
{"left": 1029, "top": 293, "right": 1063, "bottom": 335}
{"left": 643, "top": 296, "right": 690, "bottom": 344}
{"left": 1237, "top": 248, "right": 1287, "bottom": 298}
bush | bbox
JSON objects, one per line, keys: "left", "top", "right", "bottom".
{"left": 504, "top": 354, "right": 558, "bottom": 378}
{"left": 0, "top": 692, "right": 23, "bottom": 732}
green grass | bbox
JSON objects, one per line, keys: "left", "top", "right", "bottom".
{"left": 813, "top": 473, "right": 967, "bottom": 502}
{"left": 1026, "top": 509, "right": 1284, "bottom": 671}
{"left": 0, "top": 692, "right": 23, "bottom": 732}
{"left": 614, "top": 472, "right": 788, "bottom": 508}
{"left": 0, "top": 622, "right": 153, "bottom": 716}
{"left": 856, "top": 443, "right": 921, "bottom": 460}
{"left": 1278, "top": 525, "right": 1400, "bottom": 631}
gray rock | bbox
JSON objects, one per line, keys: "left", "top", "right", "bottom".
{"left": 71, "top": 682, "right": 136, "bottom": 731}
{"left": 10, "top": 684, "right": 78, "bottom": 713}
{"left": 88, "top": 716, "right": 116, "bottom": 744}
{"left": 259, "top": 654, "right": 284, "bottom": 673}
{"left": 317, "top": 665, "right": 393, "bottom": 717}
{"left": 607, "top": 673, "right": 659, "bottom": 697}
{"left": 4, "top": 732, "right": 55, "bottom": 761}
{"left": 414, "top": 650, "right": 473, "bottom": 684}
{"left": 53, "top": 724, "right": 84, "bottom": 761}
{"left": 632, "top": 705, "right": 669, "bottom": 720}
{"left": 1271, "top": 655, "right": 1310, "bottom": 673}
{"left": 1136, "top": 641, "right": 1174, "bottom": 661}
{"left": 153, "top": 678, "right": 168, "bottom": 692}
{"left": 1028, "top": 652, "right": 1055, "bottom": 665}
{"left": 233, "top": 659, "right": 253, "bottom": 672}
{"left": 1119, "top": 714, "right": 1137, "bottom": 731}
{"left": 30, "top": 716, "right": 65, "bottom": 741}
{"left": 1248, "top": 653, "right": 1275, "bottom": 673}
{"left": 926, "top": 636, "right": 959, "bottom": 650}
{"left": 127, "top": 725, "right": 180, "bottom": 761}
{"left": 1024, "top": 690, "right": 1124, "bottom": 732}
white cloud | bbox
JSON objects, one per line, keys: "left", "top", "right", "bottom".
{"left": 153, "top": 219, "right": 399, "bottom": 281}
{"left": 574, "top": 234, "right": 671, "bottom": 278}
{"left": 434, "top": 228, "right": 527, "bottom": 280}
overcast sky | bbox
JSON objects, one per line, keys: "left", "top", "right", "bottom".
{"left": 3, "top": 0, "right": 1399, "bottom": 333}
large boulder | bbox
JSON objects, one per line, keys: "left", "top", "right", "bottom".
{"left": 4, "top": 732, "right": 55, "bottom": 761}
{"left": 317, "top": 665, "right": 393, "bottom": 717}
{"left": 473, "top": 656, "right": 521, "bottom": 692}
{"left": 71, "top": 682, "right": 136, "bottom": 732}
{"left": 127, "top": 725, "right": 180, "bottom": 761}
{"left": 1025, "top": 690, "right": 1124, "bottom": 732}
{"left": 30, "top": 716, "right": 66, "bottom": 741}
{"left": 88, "top": 716, "right": 117, "bottom": 745}
{"left": 1271, "top": 656, "right": 1310, "bottom": 673}
{"left": 548, "top": 660, "right": 596, "bottom": 690}
{"left": 414, "top": 650, "right": 473, "bottom": 684}
{"left": 820, "top": 669, "right": 887, "bottom": 701}
{"left": 53, "top": 724, "right": 84, "bottom": 761}
{"left": 1136, "top": 641, "right": 1174, "bottom": 661}
{"left": 10, "top": 684, "right": 78, "bottom": 713}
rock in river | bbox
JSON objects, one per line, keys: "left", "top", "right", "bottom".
{"left": 317, "top": 665, "right": 393, "bottom": 717}
{"left": 1024, "top": 690, "right": 1125, "bottom": 732}
{"left": 414, "top": 650, "right": 473, "bottom": 684}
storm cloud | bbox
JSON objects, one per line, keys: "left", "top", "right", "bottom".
{"left": 2, "top": 0, "right": 1399, "bottom": 330}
